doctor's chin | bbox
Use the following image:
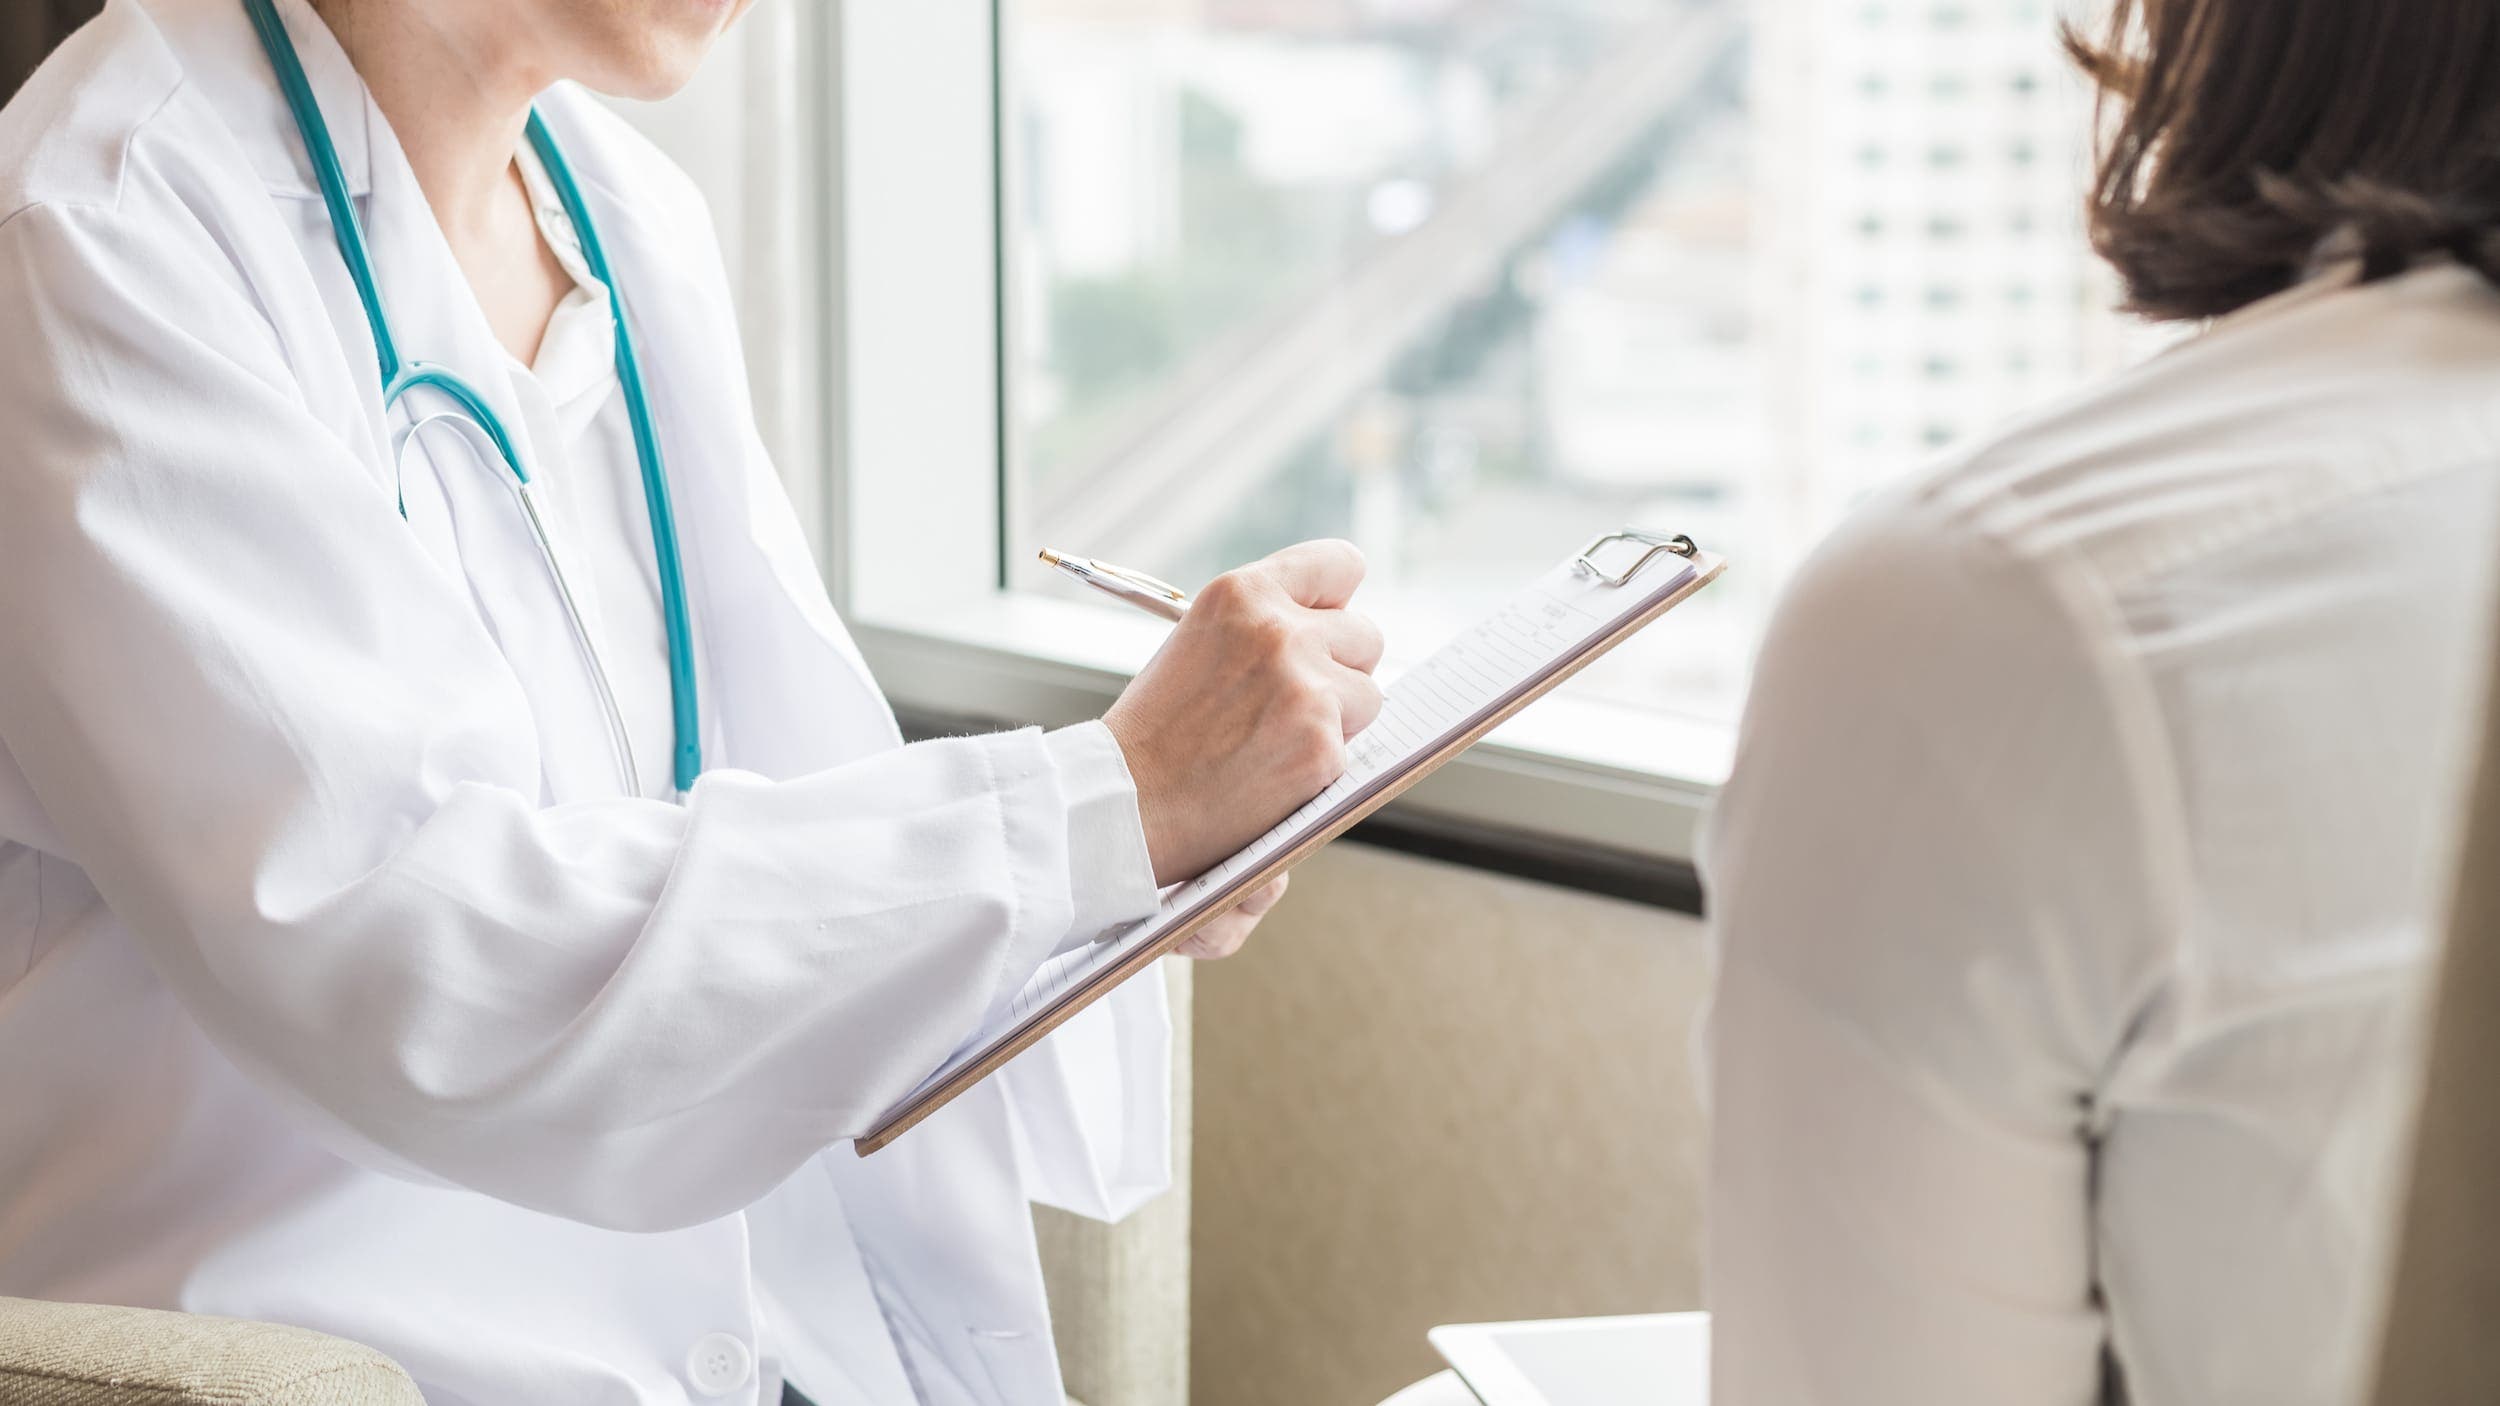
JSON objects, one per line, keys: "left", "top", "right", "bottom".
{"left": 5, "top": 2, "right": 2500, "bottom": 1406}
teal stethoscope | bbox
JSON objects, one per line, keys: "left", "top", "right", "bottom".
{"left": 243, "top": 0, "right": 703, "bottom": 796}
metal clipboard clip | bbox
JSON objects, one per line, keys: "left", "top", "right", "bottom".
{"left": 1573, "top": 530, "right": 1701, "bottom": 587}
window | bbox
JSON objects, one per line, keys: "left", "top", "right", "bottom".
{"left": 826, "top": 0, "right": 2141, "bottom": 864}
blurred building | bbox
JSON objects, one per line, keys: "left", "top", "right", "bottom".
{"left": 1754, "top": 0, "right": 2102, "bottom": 571}
{"left": 1007, "top": 0, "right": 2124, "bottom": 722}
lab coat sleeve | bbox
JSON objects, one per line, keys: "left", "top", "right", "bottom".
{"left": 589, "top": 96, "right": 1180, "bottom": 1221}
{"left": 1003, "top": 726, "right": 1176, "bottom": 1221}
{"left": 1698, "top": 502, "right": 2176, "bottom": 1406}
{"left": 1041, "top": 719, "right": 1166, "bottom": 956}
{"left": 0, "top": 202, "right": 1165, "bottom": 1233}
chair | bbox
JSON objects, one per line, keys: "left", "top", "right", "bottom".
{"left": 0, "top": 1297, "right": 423, "bottom": 1406}
{"left": 0, "top": 1219, "right": 1157, "bottom": 1406}
{"left": 2367, "top": 590, "right": 2500, "bottom": 1400}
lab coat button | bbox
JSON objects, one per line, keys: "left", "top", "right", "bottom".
{"left": 686, "top": 1333, "right": 754, "bottom": 1396}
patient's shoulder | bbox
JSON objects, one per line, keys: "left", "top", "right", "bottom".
{"left": 1905, "top": 263, "right": 2500, "bottom": 598}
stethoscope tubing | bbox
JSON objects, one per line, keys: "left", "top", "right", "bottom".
{"left": 400, "top": 411, "right": 644, "bottom": 797}
{"left": 244, "top": 0, "right": 702, "bottom": 796}
{"left": 516, "top": 482, "right": 646, "bottom": 795}
{"left": 523, "top": 111, "right": 704, "bottom": 795}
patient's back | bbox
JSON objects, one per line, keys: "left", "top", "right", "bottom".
{"left": 1705, "top": 262, "right": 2500, "bottom": 1406}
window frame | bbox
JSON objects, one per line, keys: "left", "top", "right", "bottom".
{"left": 808, "top": 1, "right": 1728, "bottom": 877}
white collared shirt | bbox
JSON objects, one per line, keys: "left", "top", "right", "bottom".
{"left": 1704, "top": 262, "right": 2500, "bottom": 1405}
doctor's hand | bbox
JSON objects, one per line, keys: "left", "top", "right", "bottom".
{"left": 1176, "top": 874, "right": 1290, "bottom": 961}
{"left": 1104, "top": 539, "right": 1385, "bottom": 887}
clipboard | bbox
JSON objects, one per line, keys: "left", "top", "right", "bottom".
{"left": 857, "top": 530, "right": 1726, "bottom": 1155}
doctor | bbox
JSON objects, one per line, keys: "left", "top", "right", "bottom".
{"left": 0, "top": 0, "right": 1386, "bottom": 1403}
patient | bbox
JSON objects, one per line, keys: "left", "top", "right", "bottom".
{"left": 1702, "top": 2, "right": 2500, "bottom": 1403}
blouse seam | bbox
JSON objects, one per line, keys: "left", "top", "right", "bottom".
{"left": 1992, "top": 532, "right": 2199, "bottom": 1086}
{"left": 1857, "top": 518, "right": 2198, "bottom": 1097}
{"left": 2083, "top": 435, "right": 2500, "bottom": 598}
{"left": 22, "top": 853, "right": 39, "bottom": 982}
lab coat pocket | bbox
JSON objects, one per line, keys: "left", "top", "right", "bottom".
{"left": 865, "top": 1268, "right": 995, "bottom": 1406}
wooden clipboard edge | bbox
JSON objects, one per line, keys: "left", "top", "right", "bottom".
{"left": 855, "top": 552, "right": 1727, "bottom": 1155}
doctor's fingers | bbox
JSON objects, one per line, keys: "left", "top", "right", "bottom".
{"left": 1259, "top": 538, "right": 1367, "bottom": 610}
{"left": 1326, "top": 662, "right": 1385, "bottom": 738}
{"left": 1317, "top": 606, "right": 1386, "bottom": 674}
{"left": 1177, "top": 874, "right": 1291, "bottom": 961}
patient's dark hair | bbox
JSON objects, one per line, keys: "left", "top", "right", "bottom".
{"left": 2069, "top": 0, "right": 2500, "bottom": 321}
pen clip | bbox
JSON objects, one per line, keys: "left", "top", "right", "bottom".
{"left": 1573, "top": 530, "right": 1699, "bottom": 587}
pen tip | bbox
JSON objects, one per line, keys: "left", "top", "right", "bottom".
{"left": 1037, "top": 548, "right": 1063, "bottom": 567}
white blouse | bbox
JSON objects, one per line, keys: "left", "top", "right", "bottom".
{"left": 1703, "top": 263, "right": 2500, "bottom": 1405}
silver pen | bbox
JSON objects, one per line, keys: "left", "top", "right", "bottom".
{"left": 1037, "top": 549, "right": 1192, "bottom": 622}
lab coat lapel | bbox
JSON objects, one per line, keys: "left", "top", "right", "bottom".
{"left": 140, "top": 0, "right": 398, "bottom": 478}
{"left": 141, "top": 0, "right": 373, "bottom": 200}
{"left": 532, "top": 91, "right": 901, "bottom": 782}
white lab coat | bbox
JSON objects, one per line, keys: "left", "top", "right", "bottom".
{"left": 0, "top": 2, "right": 1174, "bottom": 1403}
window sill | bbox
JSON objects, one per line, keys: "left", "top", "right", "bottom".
{"left": 848, "top": 591, "right": 1731, "bottom": 877}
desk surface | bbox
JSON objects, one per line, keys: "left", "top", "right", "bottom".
{"left": 1388, "top": 1313, "right": 1710, "bottom": 1406}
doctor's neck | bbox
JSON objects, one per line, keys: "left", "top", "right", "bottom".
{"left": 305, "top": 0, "right": 747, "bottom": 240}
{"left": 307, "top": 0, "right": 553, "bottom": 240}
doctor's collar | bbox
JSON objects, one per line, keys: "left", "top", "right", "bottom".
{"left": 152, "top": 0, "right": 382, "bottom": 200}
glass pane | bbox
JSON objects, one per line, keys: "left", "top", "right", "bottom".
{"left": 1005, "top": 0, "right": 2133, "bottom": 731}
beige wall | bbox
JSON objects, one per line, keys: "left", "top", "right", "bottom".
{"left": 1191, "top": 843, "right": 1712, "bottom": 1406}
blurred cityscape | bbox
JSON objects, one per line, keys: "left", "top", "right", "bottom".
{"left": 1006, "top": 0, "right": 2134, "bottom": 728}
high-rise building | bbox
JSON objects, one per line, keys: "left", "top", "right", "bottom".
{"left": 1756, "top": 0, "right": 2111, "bottom": 572}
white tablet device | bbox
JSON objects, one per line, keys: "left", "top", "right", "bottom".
{"left": 1427, "top": 1313, "right": 1709, "bottom": 1406}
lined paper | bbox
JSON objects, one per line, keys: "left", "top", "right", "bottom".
{"left": 889, "top": 547, "right": 1706, "bottom": 1119}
